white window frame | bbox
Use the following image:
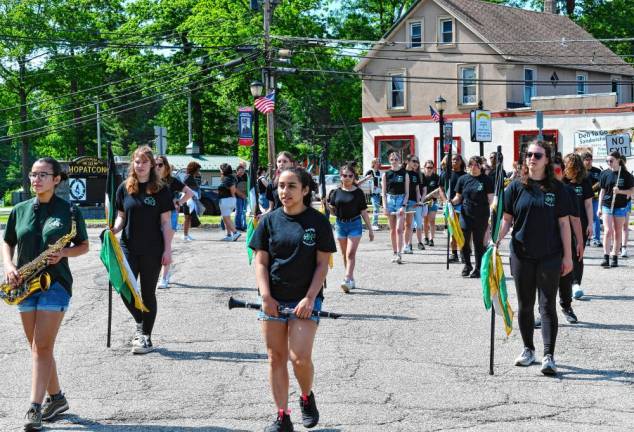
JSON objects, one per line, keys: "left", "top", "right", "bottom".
{"left": 437, "top": 16, "right": 455, "bottom": 47}
{"left": 524, "top": 67, "right": 536, "bottom": 106}
{"left": 576, "top": 72, "right": 588, "bottom": 95}
{"left": 407, "top": 19, "right": 424, "bottom": 49}
{"left": 611, "top": 75, "right": 622, "bottom": 103}
{"left": 387, "top": 70, "right": 407, "bottom": 112}
{"left": 457, "top": 64, "right": 478, "bottom": 106}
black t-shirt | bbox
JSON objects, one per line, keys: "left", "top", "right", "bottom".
{"left": 600, "top": 169, "right": 634, "bottom": 209}
{"left": 563, "top": 182, "right": 580, "bottom": 218}
{"left": 488, "top": 168, "right": 507, "bottom": 185}
{"left": 167, "top": 177, "right": 185, "bottom": 201}
{"left": 183, "top": 174, "right": 199, "bottom": 192}
{"left": 440, "top": 170, "right": 466, "bottom": 200}
{"left": 503, "top": 179, "right": 571, "bottom": 260}
{"left": 218, "top": 175, "right": 236, "bottom": 199}
{"left": 265, "top": 182, "right": 282, "bottom": 210}
{"left": 423, "top": 172, "right": 440, "bottom": 202}
{"left": 386, "top": 168, "right": 407, "bottom": 195}
{"left": 406, "top": 170, "right": 421, "bottom": 201}
{"left": 365, "top": 169, "right": 382, "bottom": 193}
{"left": 249, "top": 207, "right": 337, "bottom": 302}
{"left": 565, "top": 177, "right": 593, "bottom": 230}
{"left": 328, "top": 187, "right": 367, "bottom": 220}
{"left": 455, "top": 174, "right": 494, "bottom": 222}
{"left": 588, "top": 166, "right": 602, "bottom": 188}
{"left": 116, "top": 182, "right": 173, "bottom": 255}
{"left": 257, "top": 176, "right": 268, "bottom": 194}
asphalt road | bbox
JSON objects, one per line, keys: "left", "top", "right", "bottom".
{"left": 1, "top": 226, "right": 633, "bottom": 431}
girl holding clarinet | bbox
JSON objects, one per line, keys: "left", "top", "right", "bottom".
{"left": 249, "top": 167, "right": 337, "bottom": 432}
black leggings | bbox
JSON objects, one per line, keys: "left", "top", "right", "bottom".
{"left": 122, "top": 252, "right": 162, "bottom": 336}
{"left": 572, "top": 232, "right": 588, "bottom": 285}
{"left": 559, "top": 235, "right": 583, "bottom": 309}
{"left": 511, "top": 252, "right": 561, "bottom": 356}
{"left": 461, "top": 218, "right": 487, "bottom": 270}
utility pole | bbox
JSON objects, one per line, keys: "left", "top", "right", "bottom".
{"left": 96, "top": 99, "right": 102, "bottom": 159}
{"left": 263, "top": 0, "right": 277, "bottom": 176}
{"left": 187, "top": 88, "right": 193, "bottom": 146}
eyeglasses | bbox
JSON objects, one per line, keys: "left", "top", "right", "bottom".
{"left": 606, "top": 158, "right": 615, "bottom": 163}
{"left": 584, "top": 157, "right": 592, "bottom": 161}
{"left": 526, "top": 152, "right": 544, "bottom": 160}
{"left": 28, "top": 172, "right": 54, "bottom": 180}
{"left": 156, "top": 163, "right": 164, "bottom": 168}
{"left": 341, "top": 173, "right": 354, "bottom": 178}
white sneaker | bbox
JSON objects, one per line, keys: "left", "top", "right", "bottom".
{"left": 131, "top": 334, "right": 154, "bottom": 354}
{"left": 396, "top": 252, "right": 403, "bottom": 264}
{"left": 340, "top": 279, "right": 351, "bottom": 294}
{"left": 572, "top": 283, "right": 583, "bottom": 300}
{"left": 232, "top": 232, "right": 242, "bottom": 241}
{"left": 157, "top": 277, "right": 168, "bottom": 289}
{"left": 514, "top": 347, "right": 535, "bottom": 366}
{"left": 391, "top": 253, "right": 398, "bottom": 263}
{"left": 183, "top": 234, "right": 194, "bottom": 242}
{"left": 541, "top": 354, "right": 557, "bottom": 375}
{"left": 621, "top": 247, "right": 628, "bottom": 258}
{"left": 371, "top": 225, "right": 380, "bottom": 231}
{"left": 348, "top": 279, "right": 355, "bottom": 290}
{"left": 222, "top": 235, "right": 233, "bottom": 241}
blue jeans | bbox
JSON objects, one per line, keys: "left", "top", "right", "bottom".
{"left": 259, "top": 194, "right": 270, "bottom": 210}
{"left": 235, "top": 197, "right": 246, "bottom": 230}
{"left": 370, "top": 194, "right": 381, "bottom": 225}
{"left": 592, "top": 199, "right": 601, "bottom": 241}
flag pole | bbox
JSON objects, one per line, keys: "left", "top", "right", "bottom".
{"left": 445, "top": 132, "right": 453, "bottom": 270}
{"left": 107, "top": 282, "right": 112, "bottom": 348}
{"left": 489, "top": 145, "right": 503, "bottom": 375}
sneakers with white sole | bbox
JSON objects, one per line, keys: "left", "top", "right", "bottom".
{"left": 572, "top": 283, "right": 583, "bottom": 300}
{"left": 42, "top": 393, "right": 69, "bottom": 421}
{"left": 131, "top": 334, "right": 154, "bottom": 354}
{"left": 621, "top": 247, "right": 628, "bottom": 258}
{"left": 541, "top": 354, "right": 557, "bottom": 375}
{"left": 183, "top": 234, "right": 194, "bottom": 242}
{"left": 340, "top": 279, "right": 351, "bottom": 294}
{"left": 514, "top": 347, "right": 535, "bottom": 366}
{"left": 232, "top": 232, "right": 242, "bottom": 241}
{"left": 157, "top": 277, "right": 168, "bottom": 289}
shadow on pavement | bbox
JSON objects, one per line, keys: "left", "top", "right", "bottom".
{"left": 582, "top": 294, "right": 634, "bottom": 301}
{"left": 556, "top": 364, "right": 634, "bottom": 382}
{"left": 169, "top": 283, "right": 256, "bottom": 293}
{"left": 45, "top": 417, "right": 251, "bottom": 432}
{"left": 339, "top": 313, "right": 417, "bottom": 321}
{"left": 570, "top": 321, "right": 634, "bottom": 332}
{"left": 352, "top": 287, "right": 449, "bottom": 297}
{"left": 154, "top": 348, "right": 267, "bottom": 362}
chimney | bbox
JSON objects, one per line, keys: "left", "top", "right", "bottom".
{"left": 543, "top": 0, "right": 556, "bottom": 14}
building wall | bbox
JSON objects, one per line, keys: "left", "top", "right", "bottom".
{"left": 362, "top": 109, "right": 634, "bottom": 173}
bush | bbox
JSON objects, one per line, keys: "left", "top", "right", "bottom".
{"left": 3, "top": 187, "right": 23, "bottom": 206}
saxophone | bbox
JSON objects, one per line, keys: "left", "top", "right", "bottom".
{"left": 1, "top": 218, "right": 77, "bottom": 306}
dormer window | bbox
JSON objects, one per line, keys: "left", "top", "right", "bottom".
{"left": 438, "top": 17, "right": 455, "bottom": 46}
{"left": 408, "top": 20, "right": 423, "bottom": 49}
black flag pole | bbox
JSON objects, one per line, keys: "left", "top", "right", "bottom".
{"left": 319, "top": 141, "right": 329, "bottom": 289}
{"left": 105, "top": 141, "right": 116, "bottom": 348}
{"left": 489, "top": 145, "right": 504, "bottom": 375}
{"left": 445, "top": 134, "right": 453, "bottom": 270}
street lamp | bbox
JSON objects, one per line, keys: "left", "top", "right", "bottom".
{"left": 250, "top": 80, "right": 264, "bottom": 98}
{"left": 435, "top": 96, "right": 447, "bottom": 165}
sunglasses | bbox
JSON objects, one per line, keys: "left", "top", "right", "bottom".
{"left": 156, "top": 163, "right": 164, "bottom": 168}
{"left": 526, "top": 152, "right": 544, "bottom": 160}
{"left": 341, "top": 173, "right": 354, "bottom": 178}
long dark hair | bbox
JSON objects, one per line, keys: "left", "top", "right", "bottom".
{"left": 280, "top": 166, "right": 315, "bottom": 206}
{"left": 34, "top": 157, "right": 68, "bottom": 189}
{"left": 339, "top": 163, "right": 358, "bottom": 185}
{"left": 520, "top": 141, "right": 556, "bottom": 191}
{"left": 564, "top": 153, "right": 586, "bottom": 184}
{"left": 609, "top": 151, "right": 626, "bottom": 169}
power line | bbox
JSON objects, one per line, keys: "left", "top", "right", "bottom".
{"left": 0, "top": 53, "right": 259, "bottom": 130}
{"left": 2, "top": 66, "right": 255, "bottom": 142}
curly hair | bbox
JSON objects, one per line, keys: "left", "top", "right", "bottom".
{"left": 520, "top": 141, "right": 556, "bottom": 191}
{"left": 126, "top": 145, "right": 162, "bottom": 195}
{"left": 564, "top": 153, "right": 586, "bottom": 184}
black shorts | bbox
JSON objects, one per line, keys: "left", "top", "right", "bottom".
{"left": 181, "top": 204, "right": 191, "bottom": 216}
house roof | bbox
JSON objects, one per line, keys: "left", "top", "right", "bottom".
{"left": 161, "top": 155, "right": 245, "bottom": 171}
{"left": 356, "top": 0, "right": 634, "bottom": 77}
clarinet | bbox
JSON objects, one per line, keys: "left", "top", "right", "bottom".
{"left": 228, "top": 297, "right": 341, "bottom": 319}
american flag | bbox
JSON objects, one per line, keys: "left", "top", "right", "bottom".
{"left": 429, "top": 105, "right": 440, "bottom": 122}
{"left": 255, "top": 91, "right": 276, "bottom": 114}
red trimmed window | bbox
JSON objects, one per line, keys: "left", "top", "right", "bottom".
{"left": 374, "top": 135, "right": 415, "bottom": 168}
{"left": 433, "top": 136, "right": 463, "bottom": 168}
{"left": 513, "top": 130, "right": 559, "bottom": 162}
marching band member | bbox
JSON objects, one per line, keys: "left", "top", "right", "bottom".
{"left": 440, "top": 154, "right": 466, "bottom": 263}
{"left": 403, "top": 155, "right": 424, "bottom": 254}
{"left": 265, "top": 151, "right": 296, "bottom": 212}
{"left": 363, "top": 158, "right": 383, "bottom": 230}
{"left": 111, "top": 146, "right": 174, "bottom": 354}
{"left": 2, "top": 157, "right": 89, "bottom": 430}
{"left": 597, "top": 151, "right": 634, "bottom": 268}
{"left": 563, "top": 153, "right": 594, "bottom": 300}
{"left": 181, "top": 162, "right": 201, "bottom": 241}
{"left": 582, "top": 152, "right": 603, "bottom": 247}
{"left": 155, "top": 155, "right": 194, "bottom": 289}
{"left": 327, "top": 164, "right": 374, "bottom": 293}
{"left": 497, "top": 141, "right": 572, "bottom": 375}
{"left": 381, "top": 152, "right": 409, "bottom": 264}
{"left": 422, "top": 160, "right": 440, "bottom": 246}
{"left": 249, "top": 167, "right": 336, "bottom": 432}
{"left": 451, "top": 156, "right": 493, "bottom": 278}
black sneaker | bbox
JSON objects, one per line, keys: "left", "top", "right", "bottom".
{"left": 24, "top": 407, "right": 42, "bottom": 431}
{"left": 417, "top": 242, "right": 425, "bottom": 250}
{"left": 424, "top": 237, "right": 430, "bottom": 245}
{"left": 534, "top": 314, "right": 541, "bottom": 329}
{"left": 264, "top": 411, "right": 294, "bottom": 432}
{"left": 461, "top": 265, "right": 473, "bottom": 277}
{"left": 601, "top": 255, "right": 610, "bottom": 268}
{"left": 610, "top": 255, "right": 618, "bottom": 268}
{"left": 561, "top": 307, "right": 578, "bottom": 324}
{"left": 299, "top": 392, "right": 319, "bottom": 428}
{"left": 469, "top": 269, "right": 481, "bottom": 279}
{"left": 429, "top": 239, "right": 435, "bottom": 247}
{"left": 448, "top": 253, "right": 459, "bottom": 263}
{"left": 42, "top": 393, "right": 69, "bottom": 421}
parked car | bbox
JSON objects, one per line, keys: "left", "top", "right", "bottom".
{"left": 174, "top": 169, "right": 220, "bottom": 215}
{"left": 312, "top": 174, "right": 340, "bottom": 201}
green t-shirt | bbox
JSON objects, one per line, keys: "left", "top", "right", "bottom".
{"left": 3, "top": 196, "right": 89, "bottom": 296}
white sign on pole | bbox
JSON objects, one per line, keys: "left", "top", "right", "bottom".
{"left": 154, "top": 126, "right": 168, "bottom": 155}
{"left": 574, "top": 130, "right": 609, "bottom": 158}
{"left": 69, "top": 178, "right": 87, "bottom": 202}
{"left": 605, "top": 134, "right": 631, "bottom": 157}
{"left": 470, "top": 110, "right": 492, "bottom": 142}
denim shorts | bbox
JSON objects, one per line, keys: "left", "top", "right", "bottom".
{"left": 171, "top": 209, "right": 179, "bottom": 231}
{"left": 602, "top": 206, "right": 628, "bottom": 217}
{"left": 17, "top": 281, "right": 70, "bottom": 313}
{"left": 258, "top": 297, "right": 322, "bottom": 324}
{"left": 386, "top": 194, "right": 405, "bottom": 213}
{"left": 454, "top": 203, "right": 462, "bottom": 213}
{"left": 335, "top": 216, "right": 362, "bottom": 239}
{"left": 405, "top": 200, "right": 418, "bottom": 212}
{"left": 413, "top": 205, "right": 424, "bottom": 227}
{"left": 428, "top": 201, "right": 439, "bottom": 212}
